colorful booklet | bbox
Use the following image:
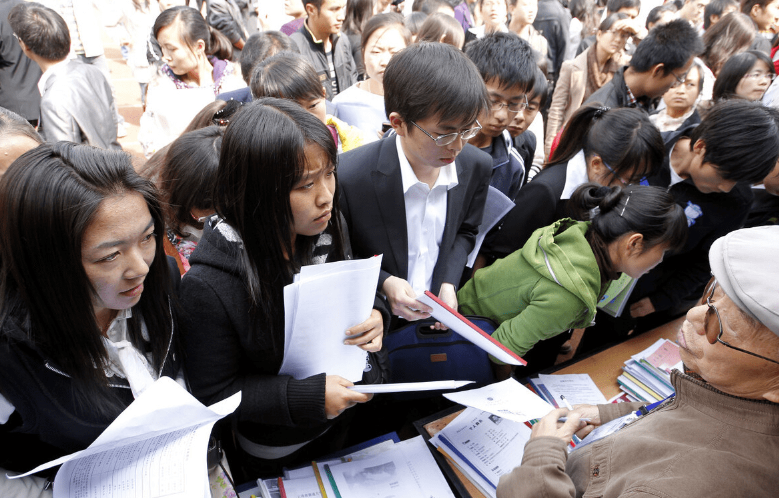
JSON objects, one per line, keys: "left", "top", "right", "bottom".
{"left": 597, "top": 273, "right": 637, "bottom": 317}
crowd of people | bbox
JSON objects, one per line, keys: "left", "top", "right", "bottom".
{"left": 1, "top": 0, "right": 779, "bottom": 496}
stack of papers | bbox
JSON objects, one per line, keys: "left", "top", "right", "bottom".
{"left": 617, "top": 339, "right": 682, "bottom": 402}
{"left": 257, "top": 436, "right": 454, "bottom": 498}
{"left": 527, "top": 373, "right": 608, "bottom": 407}
{"left": 428, "top": 407, "right": 532, "bottom": 498}
{"left": 281, "top": 255, "right": 382, "bottom": 382}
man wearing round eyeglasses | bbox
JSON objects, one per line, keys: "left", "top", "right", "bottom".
{"left": 497, "top": 225, "right": 779, "bottom": 498}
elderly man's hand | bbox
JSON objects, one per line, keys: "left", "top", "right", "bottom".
{"left": 530, "top": 408, "right": 587, "bottom": 444}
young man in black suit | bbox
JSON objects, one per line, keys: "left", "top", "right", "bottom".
{"left": 338, "top": 42, "right": 492, "bottom": 324}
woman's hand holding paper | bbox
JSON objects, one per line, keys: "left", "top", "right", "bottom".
{"left": 345, "top": 309, "right": 384, "bottom": 352}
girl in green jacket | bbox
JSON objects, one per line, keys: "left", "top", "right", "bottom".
{"left": 458, "top": 183, "right": 687, "bottom": 372}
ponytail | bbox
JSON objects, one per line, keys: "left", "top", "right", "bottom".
{"left": 207, "top": 25, "right": 234, "bottom": 61}
{"left": 548, "top": 104, "right": 665, "bottom": 184}
{"left": 569, "top": 183, "right": 688, "bottom": 280}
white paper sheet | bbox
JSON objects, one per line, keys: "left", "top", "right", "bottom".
{"left": 348, "top": 380, "right": 473, "bottom": 393}
{"left": 11, "top": 378, "right": 240, "bottom": 498}
{"left": 280, "top": 255, "right": 382, "bottom": 382}
{"left": 415, "top": 292, "right": 525, "bottom": 366}
{"left": 432, "top": 407, "right": 532, "bottom": 489}
{"left": 444, "top": 379, "right": 554, "bottom": 424}
{"left": 467, "top": 186, "right": 516, "bottom": 268}
{"left": 537, "top": 374, "right": 608, "bottom": 406}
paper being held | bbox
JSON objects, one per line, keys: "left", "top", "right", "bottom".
{"left": 444, "top": 378, "right": 554, "bottom": 423}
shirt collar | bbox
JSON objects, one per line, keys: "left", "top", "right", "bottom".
{"left": 304, "top": 19, "right": 336, "bottom": 45}
{"left": 396, "top": 134, "right": 459, "bottom": 194}
{"left": 668, "top": 142, "right": 686, "bottom": 187}
{"left": 37, "top": 59, "right": 70, "bottom": 96}
{"left": 104, "top": 308, "right": 133, "bottom": 344}
{"left": 561, "top": 149, "right": 590, "bottom": 199}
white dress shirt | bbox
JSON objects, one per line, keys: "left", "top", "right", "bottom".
{"left": 396, "top": 135, "right": 459, "bottom": 296}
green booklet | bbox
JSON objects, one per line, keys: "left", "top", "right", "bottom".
{"left": 597, "top": 273, "right": 637, "bottom": 317}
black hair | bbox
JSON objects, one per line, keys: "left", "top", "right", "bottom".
{"left": 687, "top": 59, "right": 705, "bottom": 92}
{"left": 153, "top": 6, "right": 232, "bottom": 61}
{"left": 688, "top": 99, "right": 779, "bottom": 182}
{"left": 344, "top": 0, "right": 377, "bottom": 34}
{"left": 405, "top": 11, "right": 429, "bottom": 34}
{"left": 704, "top": 0, "right": 738, "bottom": 28}
{"left": 606, "top": 0, "right": 640, "bottom": 14}
{"left": 712, "top": 49, "right": 774, "bottom": 100}
{"left": 416, "top": 12, "right": 465, "bottom": 48}
{"left": 384, "top": 42, "right": 489, "bottom": 126}
{"left": 0, "top": 142, "right": 172, "bottom": 415}
{"left": 240, "top": 32, "right": 296, "bottom": 85}
{"left": 303, "top": 0, "right": 324, "bottom": 8}
{"left": 527, "top": 65, "right": 548, "bottom": 107}
{"left": 464, "top": 31, "right": 536, "bottom": 93}
{"left": 8, "top": 2, "right": 70, "bottom": 61}
{"left": 250, "top": 52, "right": 323, "bottom": 102}
{"left": 0, "top": 107, "right": 42, "bottom": 145}
{"left": 214, "top": 98, "right": 341, "bottom": 347}
{"left": 599, "top": 12, "right": 629, "bottom": 31}
{"left": 741, "top": 0, "right": 777, "bottom": 17}
{"left": 629, "top": 18, "right": 703, "bottom": 74}
{"left": 570, "top": 0, "right": 601, "bottom": 39}
{"left": 160, "top": 126, "right": 223, "bottom": 238}
{"left": 420, "top": 0, "right": 454, "bottom": 14}
{"left": 361, "top": 13, "right": 412, "bottom": 63}
{"left": 549, "top": 104, "right": 665, "bottom": 183}
{"left": 645, "top": 3, "right": 678, "bottom": 29}
{"left": 570, "top": 183, "right": 688, "bottom": 283}
{"left": 701, "top": 12, "right": 756, "bottom": 75}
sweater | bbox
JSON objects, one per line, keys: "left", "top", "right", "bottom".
{"left": 497, "top": 370, "right": 779, "bottom": 498}
{"left": 459, "top": 220, "right": 601, "bottom": 358}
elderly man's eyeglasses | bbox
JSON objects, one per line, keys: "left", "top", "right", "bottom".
{"left": 704, "top": 280, "right": 779, "bottom": 365}
{"left": 410, "top": 120, "right": 482, "bottom": 147}
{"left": 490, "top": 94, "right": 529, "bottom": 115}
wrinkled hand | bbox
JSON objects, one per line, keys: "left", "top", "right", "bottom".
{"left": 324, "top": 375, "right": 373, "bottom": 419}
{"left": 345, "top": 309, "right": 384, "bottom": 352}
{"left": 570, "top": 404, "right": 601, "bottom": 439}
{"left": 382, "top": 276, "right": 432, "bottom": 321}
{"left": 630, "top": 297, "right": 655, "bottom": 318}
{"left": 430, "top": 283, "right": 457, "bottom": 331}
{"left": 530, "top": 408, "right": 587, "bottom": 444}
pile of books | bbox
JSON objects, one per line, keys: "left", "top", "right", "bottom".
{"left": 617, "top": 338, "right": 682, "bottom": 402}
{"left": 255, "top": 435, "right": 454, "bottom": 498}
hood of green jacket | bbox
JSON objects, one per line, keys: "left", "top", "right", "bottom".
{"left": 521, "top": 219, "right": 601, "bottom": 327}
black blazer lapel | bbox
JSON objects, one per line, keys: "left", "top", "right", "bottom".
{"left": 372, "top": 138, "right": 409, "bottom": 281}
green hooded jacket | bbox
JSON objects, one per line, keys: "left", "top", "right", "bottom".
{"left": 458, "top": 219, "right": 602, "bottom": 359}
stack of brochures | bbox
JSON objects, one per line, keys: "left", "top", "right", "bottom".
{"left": 527, "top": 373, "right": 608, "bottom": 407}
{"left": 256, "top": 435, "right": 454, "bottom": 498}
{"left": 427, "top": 407, "right": 532, "bottom": 498}
{"left": 617, "top": 338, "right": 682, "bottom": 402}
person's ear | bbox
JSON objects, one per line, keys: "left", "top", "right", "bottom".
{"left": 588, "top": 154, "right": 606, "bottom": 182}
{"left": 439, "top": 33, "right": 447, "bottom": 43}
{"left": 751, "top": 3, "right": 762, "bottom": 19}
{"left": 625, "top": 233, "right": 645, "bottom": 256}
{"left": 710, "top": 13, "right": 720, "bottom": 24}
{"left": 692, "top": 138, "right": 706, "bottom": 157}
{"left": 195, "top": 39, "right": 206, "bottom": 55}
{"left": 305, "top": 2, "right": 318, "bottom": 17}
{"left": 389, "top": 112, "right": 407, "bottom": 136}
{"left": 650, "top": 63, "right": 666, "bottom": 79}
{"left": 321, "top": 85, "right": 327, "bottom": 98}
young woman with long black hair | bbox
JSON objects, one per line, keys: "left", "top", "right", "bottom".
{"left": 180, "top": 98, "right": 387, "bottom": 476}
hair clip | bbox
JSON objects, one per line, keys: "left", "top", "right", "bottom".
{"left": 593, "top": 106, "right": 611, "bottom": 119}
{"left": 589, "top": 206, "right": 601, "bottom": 220}
{"left": 620, "top": 193, "right": 631, "bottom": 217}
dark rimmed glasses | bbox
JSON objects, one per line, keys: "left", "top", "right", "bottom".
{"left": 410, "top": 120, "right": 482, "bottom": 147}
{"left": 704, "top": 280, "right": 779, "bottom": 365}
{"left": 669, "top": 69, "right": 690, "bottom": 88}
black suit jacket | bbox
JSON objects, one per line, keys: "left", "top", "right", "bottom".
{"left": 338, "top": 137, "right": 492, "bottom": 294}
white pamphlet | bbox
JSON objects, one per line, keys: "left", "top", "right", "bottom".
{"left": 280, "top": 255, "right": 382, "bottom": 382}
{"left": 415, "top": 292, "right": 525, "bottom": 366}
{"left": 348, "top": 380, "right": 474, "bottom": 393}
{"left": 11, "top": 377, "right": 240, "bottom": 498}
{"left": 466, "top": 186, "right": 515, "bottom": 268}
{"left": 537, "top": 374, "right": 608, "bottom": 406}
{"left": 444, "top": 378, "right": 554, "bottom": 424}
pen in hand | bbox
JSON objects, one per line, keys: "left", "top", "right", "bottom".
{"left": 560, "top": 394, "right": 573, "bottom": 410}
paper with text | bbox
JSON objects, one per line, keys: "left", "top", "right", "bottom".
{"left": 444, "top": 378, "right": 554, "bottom": 423}
{"left": 11, "top": 377, "right": 240, "bottom": 498}
{"left": 537, "top": 374, "right": 608, "bottom": 406}
{"left": 280, "top": 255, "right": 382, "bottom": 382}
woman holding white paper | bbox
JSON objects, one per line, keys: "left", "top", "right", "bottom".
{"left": 0, "top": 143, "right": 183, "bottom": 475}
{"left": 179, "top": 98, "right": 388, "bottom": 475}
{"left": 458, "top": 184, "right": 687, "bottom": 374}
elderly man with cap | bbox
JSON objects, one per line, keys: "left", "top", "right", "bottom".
{"left": 497, "top": 225, "right": 779, "bottom": 498}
